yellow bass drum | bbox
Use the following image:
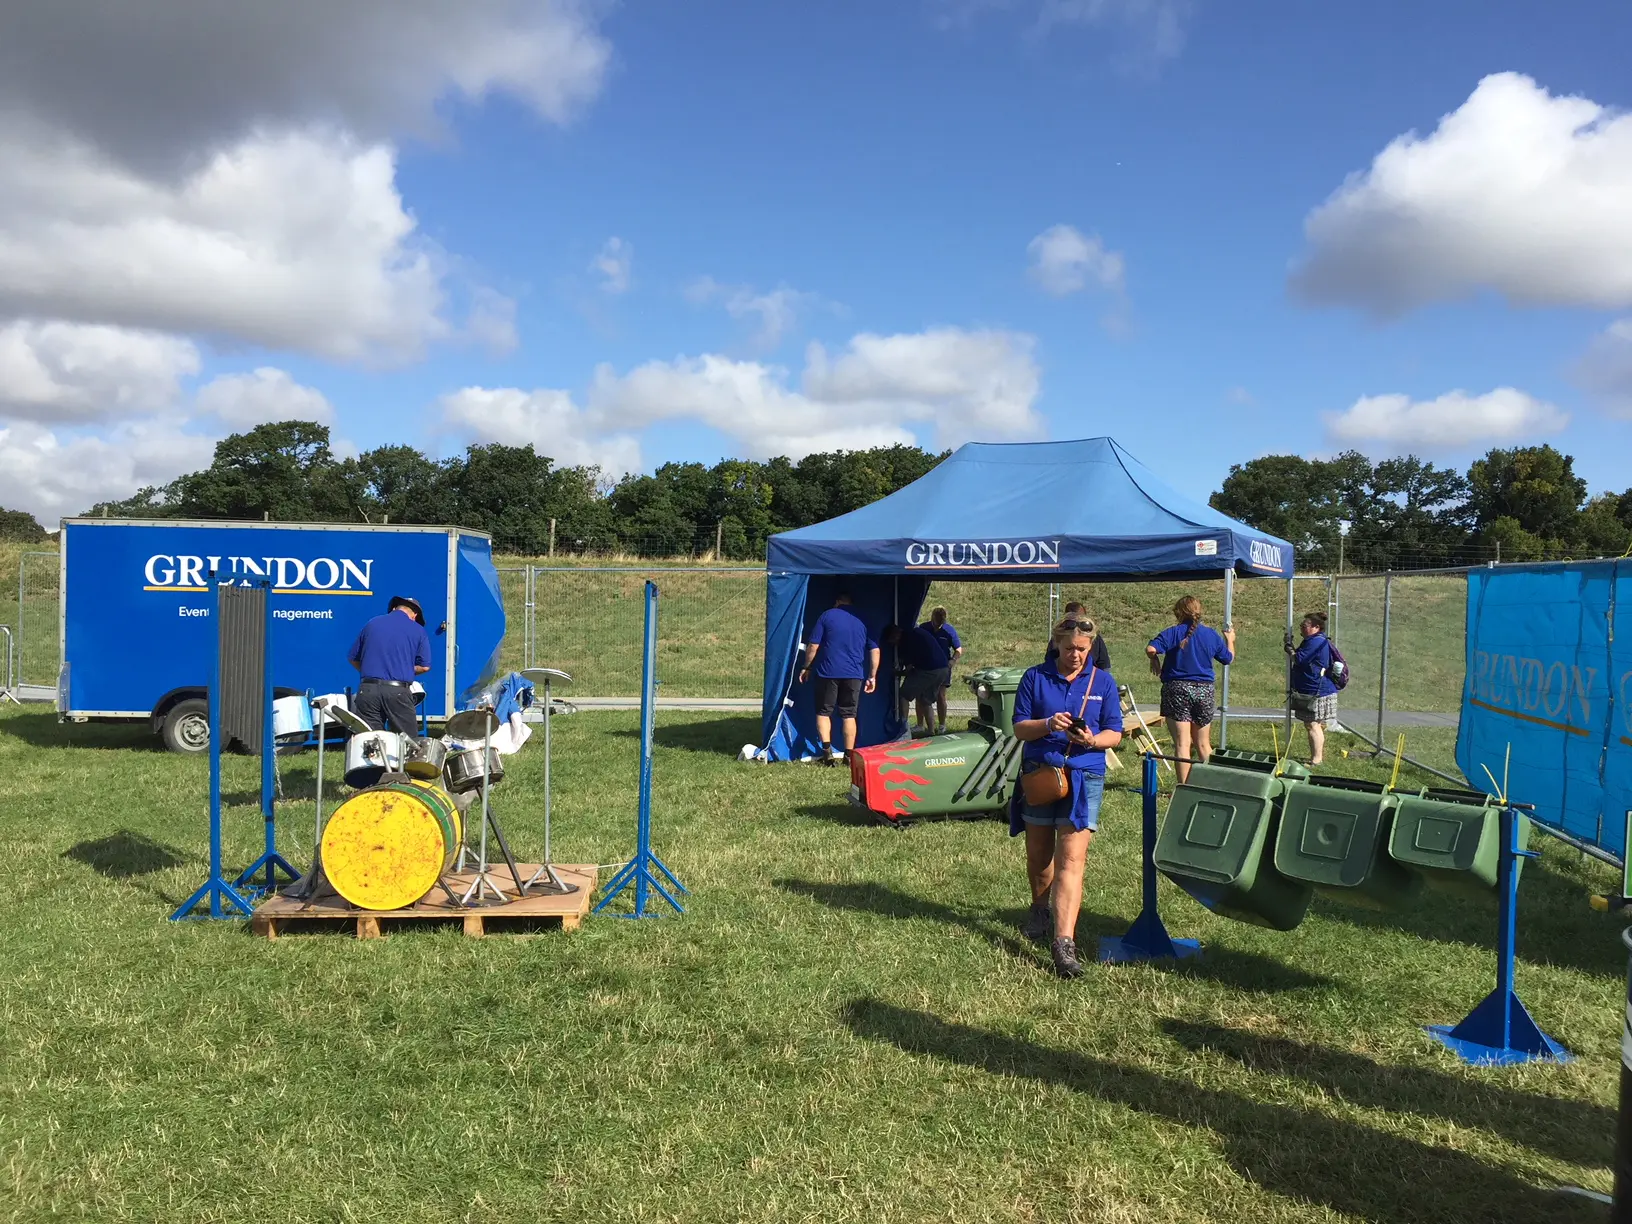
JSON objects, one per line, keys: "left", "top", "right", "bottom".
{"left": 320, "top": 781, "right": 464, "bottom": 911}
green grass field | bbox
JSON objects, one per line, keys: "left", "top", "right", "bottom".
{"left": 0, "top": 702, "right": 1621, "bottom": 1222}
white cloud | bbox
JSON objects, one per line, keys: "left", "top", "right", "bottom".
{"left": 1324, "top": 387, "right": 1568, "bottom": 450}
{"left": 1026, "top": 224, "right": 1125, "bottom": 297}
{"left": 0, "top": 321, "right": 199, "bottom": 422}
{"left": 0, "top": 417, "right": 216, "bottom": 521}
{"left": 0, "top": 0, "right": 611, "bottom": 173}
{"left": 440, "top": 326, "right": 1043, "bottom": 467}
{"left": 439, "top": 385, "right": 643, "bottom": 475}
{"left": 593, "top": 237, "right": 633, "bottom": 295}
{"left": 932, "top": 0, "right": 1189, "bottom": 63}
{"left": 1292, "top": 73, "right": 1632, "bottom": 313}
{"left": 195, "top": 368, "right": 334, "bottom": 428}
{"left": 1576, "top": 319, "right": 1632, "bottom": 418}
{"left": 685, "top": 277, "right": 821, "bottom": 348}
{"left": 0, "top": 125, "right": 455, "bottom": 363}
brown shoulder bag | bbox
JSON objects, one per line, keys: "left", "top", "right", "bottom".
{"left": 1019, "top": 667, "right": 1096, "bottom": 807}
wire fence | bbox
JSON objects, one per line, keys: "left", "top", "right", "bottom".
{"left": 15, "top": 551, "right": 59, "bottom": 690}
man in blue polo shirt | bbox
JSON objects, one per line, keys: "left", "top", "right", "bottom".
{"left": 883, "top": 622, "right": 950, "bottom": 736}
{"left": 348, "top": 595, "right": 432, "bottom": 733}
{"left": 798, "top": 592, "right": 879, "bottom": 764}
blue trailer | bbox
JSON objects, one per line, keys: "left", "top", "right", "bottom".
{"left": 57, "top": 519, "right": 507, "bottom": 752}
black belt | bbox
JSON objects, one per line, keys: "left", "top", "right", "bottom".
{"left": 362, "top": 677, "right": 411, "bottom": 688}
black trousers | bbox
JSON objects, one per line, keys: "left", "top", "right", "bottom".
{"left": 356, "top": 681, "right": 419, "bottom": 734}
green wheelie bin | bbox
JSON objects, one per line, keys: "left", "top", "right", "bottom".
{"left": 1388, "top": 787, "right": 1530, "bottom": 899}
{"left": 1154, "top": 761, "right": 1313, "bottom": 931}
{"left": 1273, "top": 775, "right": 1423, "bottom": 911}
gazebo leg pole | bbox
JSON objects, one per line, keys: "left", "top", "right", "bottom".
{"left": 1219, "top": 568, "right": 1234, "bottom": 749}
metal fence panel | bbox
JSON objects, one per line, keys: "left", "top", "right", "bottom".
{"left": 17, "top": 551, "right": 59, "bottom": 690}
{"left": 530, "top": 567, "right": 766, "bottom": 698}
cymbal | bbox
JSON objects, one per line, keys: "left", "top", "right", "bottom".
{"left": 520, "top": 667, "right": 572, "bottom": 685}
{"left": 324, "top": 704, "right": 373, "bottom": 735}
{"left": 445, "top": 707, "right": 501, "bottom": 739}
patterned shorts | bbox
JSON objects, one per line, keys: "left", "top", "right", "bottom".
{"left": 1160, "top": 680, "right": 1216, "bottom": 725}
{"left": 1291, "top": 691, "right": 1339, "bottom": 727}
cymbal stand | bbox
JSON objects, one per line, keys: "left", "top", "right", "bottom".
{"left": 525, "top": 673, "right": 577, "bottom": 895}
{"left": 461, "top": 723, "right": 510, "bottom": 905}
{"left": 290, "top": 703, "right": 329, "bottom": 902}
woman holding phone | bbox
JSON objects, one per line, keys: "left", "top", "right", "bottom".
{"left": 1009, "top": 615, "right": 1123, "bottom": 979}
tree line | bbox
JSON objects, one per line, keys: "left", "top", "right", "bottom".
{"left": 0, "top": 421, "right": 944, "bottom": 558}
{"left": 1210, "top": 446, "right": 1632, "bottom": 571}
{"left": 4, "top": 422, "right": 1627, "bottom": 571}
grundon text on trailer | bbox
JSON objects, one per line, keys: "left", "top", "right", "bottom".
{"left": 56, "top": 519, "right": 507, "bottom": 752}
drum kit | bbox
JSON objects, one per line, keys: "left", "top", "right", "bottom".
{"left": 286, "top": 669, "right": 579, "bottom": 912}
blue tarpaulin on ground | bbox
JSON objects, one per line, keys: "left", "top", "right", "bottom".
{"left": 759, "top": 437, "right": 1295, "bottom": 761}
{"left": 1458, "top": 560, "right": 1632, "bottom": 861}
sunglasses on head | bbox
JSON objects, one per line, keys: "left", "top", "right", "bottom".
{"left": 1056, "top": 619, "right": 1096, "bottom": 633}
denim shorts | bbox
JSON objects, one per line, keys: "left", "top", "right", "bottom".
{"left": 1021, "top": 772, "right": 1105, "bottom": 831}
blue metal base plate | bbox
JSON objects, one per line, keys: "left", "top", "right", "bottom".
{"left": 1098, "top": 934, "right": 1202, "bottom": 964}
{"left": 1425, "top": 988, "right": 1571, "bottom": 1066}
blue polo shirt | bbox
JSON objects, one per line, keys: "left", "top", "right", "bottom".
{"left": 348, "top": 611, "right": 431, "bottom": 683}
{"left": 1148, "top": 622, "right": 1234, "bottom": 683}
{"left": 808, "top": 605, "right": 876, "bottom": 680}
{"left": 921, "top": 620, "right": 961, "bottom": 655}
{"left": 1292, "top": 633, "right": 1338, "bottom": 696}
{"left": 897, "top": 624, "right": 950, "bottom": 671}
{"left": 1009, "top": 660, "right": 1123, "bottom": 835}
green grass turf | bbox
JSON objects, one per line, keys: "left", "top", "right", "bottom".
{"left": 0, "top": 704, "right": 1621, "bottom": 1222}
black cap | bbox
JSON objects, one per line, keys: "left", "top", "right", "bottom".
{"left": 389, "top": 595, "right": 425, "bottom": 625}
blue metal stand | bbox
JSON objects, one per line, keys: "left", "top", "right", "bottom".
{"left": 171, "top": 579, "right": 256, "bottom": 920}
{"left": 1427, "top": 805, "right": 1569, "bottom": 1065}
{"left": 236, "top": 581, "right": 299, "bottom": 894}
{"left": 1098, "top": 753, "right": 1201, "bottom": 964}
{"left": 594, "top": 581, "right": 688, "bottom": 918}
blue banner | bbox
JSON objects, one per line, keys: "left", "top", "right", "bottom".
{"left": 1458, "top": 561, "right": 1630, "bottom": 859}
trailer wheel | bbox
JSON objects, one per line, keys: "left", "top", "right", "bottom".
{"left": 162, "top": 699, "right": 211, "bottom": 754}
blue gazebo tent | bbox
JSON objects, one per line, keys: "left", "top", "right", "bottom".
{"left": 758, "top": 437, "right": 1295, "bottom": 761}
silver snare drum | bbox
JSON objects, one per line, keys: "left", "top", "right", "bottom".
{"left": 344, "top": 730, "right": 405, "bottom": 789}
{"left": 402, "top": 736, "right": 449, "bottom": 781}
{"left": 443, "top": 746, "right": 504, "bottom": 794}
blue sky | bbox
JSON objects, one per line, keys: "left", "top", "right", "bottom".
{"left": 2, "top": 0, "right": 1630, "bottom": 519}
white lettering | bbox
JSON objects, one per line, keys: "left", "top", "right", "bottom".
{"left": 947, "top": 543, "right": 966, "bottom": 565}
{"left": 905, "top": 543, "right": 927, "bottom": 565}
{"left": 1543, "top": 661, "right": 1568, "bottom": 719}
{"left": 274, "top": 557, "right": 306, "bottom": 588}
{"left": 306, "top": 558, "right": 340, "bottom": 589}
{"left": 1013, "top": 540, "right": 1037, "bottom": 565}
{"left": 990, "top": 542, "right": 1013, "bottom": 565}
{"left": 1038, "top": 540, "right": 1059, "bottom": 565}
{"left": 177, "top": 555, "right": 205, "bottom": 587}
{"left": 927, "top": 543, "right": 946, "bottom": 566}
{"left": 1572, "top": 667, "right": 1598, "bottom": 726}
{"left": 968, "top": 543, "right": 988, "bottom": 565}
{"left": 340, "top": 558, "right": 372, "bottom": 590}
{"left": 178, "top": 605, "right": 209, "bottom": 618}
{"left": 145, "top": 555, "right": 175, "bottom": 585}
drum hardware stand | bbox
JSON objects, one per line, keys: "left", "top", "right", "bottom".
{"left": 520, "top": 668, "right": 578, "bottom": 896}
{"left": 448, "top": 707, "right": 524, "bottom": 904}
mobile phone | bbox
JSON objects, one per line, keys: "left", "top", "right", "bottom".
{"left": 1070, "top": 716, "right": 1088, "bottom": 733}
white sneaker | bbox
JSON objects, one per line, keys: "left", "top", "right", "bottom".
{"left": 910, "top": 724, "right": 930, "bottom": 737}
{"left": 934, "top": 724, "right": 946, "bottom": 735}
{"left": 827, "top": 746, "right": 846, "bottom": 763}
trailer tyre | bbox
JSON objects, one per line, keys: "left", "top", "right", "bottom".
{"left": 162, "top": 699, "right": 211, "bottom": 754}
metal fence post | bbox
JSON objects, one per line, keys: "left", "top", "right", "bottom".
{"left": 525, "top": 565, "right": 536, "bottom": 671}
{"left": 1377, "top": 573, "right": 1392, "bottom": 750}
{"left": 1283, "top": 578, "right": 1295, "bottom": 744}
{"left": 1219, "top": 567, "right": 1235, "bottom": 749}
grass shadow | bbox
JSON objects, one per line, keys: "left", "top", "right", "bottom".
{"left": 607, "top": 715, "right": 764, "bottom": 756}
{"left": 1161, "top": 1019, "right": 1613, "bottom": 1166}
{"left": 1308, "top": 857, "right": 1627, "bottom": 978}
{"left": 794, "top": 801, "right": 884, "bottom": 828}
{"left": 845, "top": 999, "right": 1596, "bottom": 1224}
{"left": 779, "top": 879, "right": 1331, "bottom": 992}
{"left": 0, "top": 711, "right": 158, "bottom": 751}
{"left": 62, "top": 830, "right": 189, "bottom": 879}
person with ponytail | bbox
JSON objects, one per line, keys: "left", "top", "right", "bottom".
{"left": 1145, "top": 595, "right": 1235, "bottom": 783}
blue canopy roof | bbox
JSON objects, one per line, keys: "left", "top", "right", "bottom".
{"left": 766, "top": 437, "right": 1294, "bottom": 580}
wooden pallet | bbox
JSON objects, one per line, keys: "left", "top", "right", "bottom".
{"left": 251, "top": 864, "right": 597, "bottom": 939}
